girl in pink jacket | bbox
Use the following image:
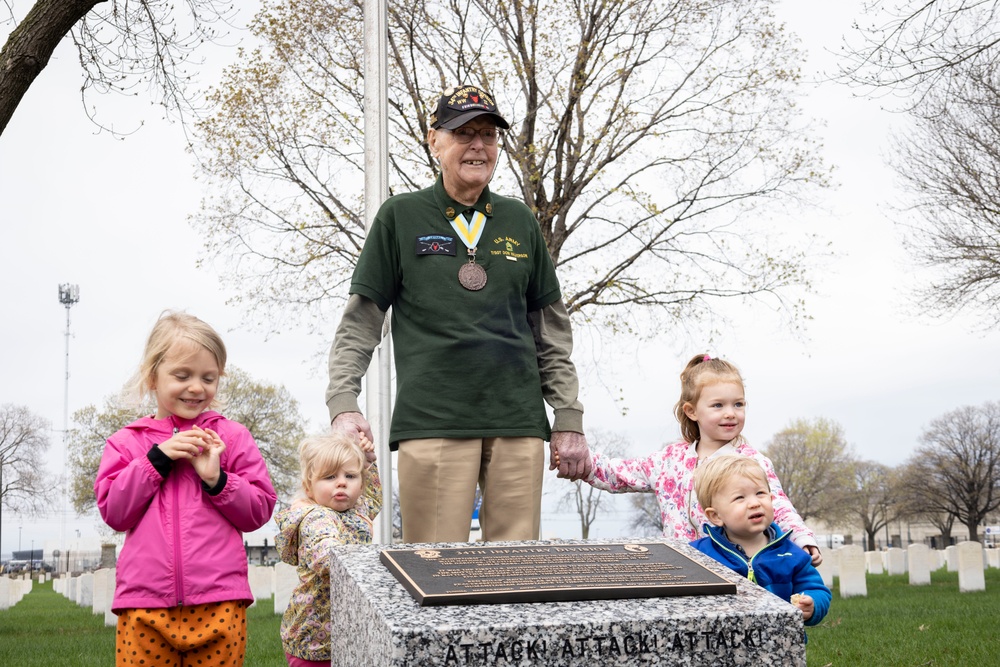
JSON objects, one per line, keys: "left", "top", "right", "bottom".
{"left": 585, "top": 354, "right": 822, "bottom": 565}
{"left": 95, "top": 312, "right": 277, "bottom": 667}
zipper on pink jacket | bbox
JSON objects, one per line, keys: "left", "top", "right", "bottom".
{"left": 170, "top": 424, "right": 185, "bottom": 606}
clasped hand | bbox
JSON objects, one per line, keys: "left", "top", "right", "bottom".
{"left": 549, "top": 431, "right": 592, "bottom": 481}
{"left": 158, "top": 425, "right": 226, "bottom": 487}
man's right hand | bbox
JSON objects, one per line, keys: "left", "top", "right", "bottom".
{"left": 331, "top": 411, "right": 374, "bottom": 444}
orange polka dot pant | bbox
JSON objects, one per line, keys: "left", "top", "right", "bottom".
{"left": 115, "top": 601, "right": 247, "bottom": 666}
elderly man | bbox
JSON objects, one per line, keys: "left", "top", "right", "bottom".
{"left": 326, "top": 84, "right": 590, "bottom": 543}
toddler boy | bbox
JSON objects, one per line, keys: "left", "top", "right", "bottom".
{"left": 690, "top": 455, "right": 831, "bottom": 627}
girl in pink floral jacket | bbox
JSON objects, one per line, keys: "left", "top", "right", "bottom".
{"left": 586, "top": 354, "right": 822, "bottom": 564}
{"left": 275, "top": 433, "right": 381, "bottom": 666}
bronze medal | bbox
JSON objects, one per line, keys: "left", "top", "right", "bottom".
{"left": 458, "top": 261, "right": 487, "bottom": 291}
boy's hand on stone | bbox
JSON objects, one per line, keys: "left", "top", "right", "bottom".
{"left": 791, "top": 593, "right": 814, "bottom": 621}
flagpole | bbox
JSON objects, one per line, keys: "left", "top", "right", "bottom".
{"left": 363, "top": 0, "right": 393, "bottom": 544}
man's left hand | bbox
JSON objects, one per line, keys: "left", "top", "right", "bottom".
{"left": 549, "top": 431, "right": 592, "bottom": 481}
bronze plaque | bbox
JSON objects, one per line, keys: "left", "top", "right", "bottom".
{"left": 379, "top": 542, "right": 737, "bottom": 606}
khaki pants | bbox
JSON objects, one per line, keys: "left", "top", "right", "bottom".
{"left": 397, "top": 437, "right": 544, "bottom": 543}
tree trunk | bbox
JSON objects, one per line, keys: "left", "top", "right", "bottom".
{"left": 966, "top": 519, "right": 980, "bottom": 543}
{"left": 0, "top": 0, "right": 105, "bottom": 136}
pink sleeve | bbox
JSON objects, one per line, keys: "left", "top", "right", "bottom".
{"left": 207, "top": 422, "right": 278, "bottom": 532}
{"left": 94, "top": 435, "right": 163, "bottom": 532}
{"left": 587, "top": 451, "right": 659, "bottom": 492}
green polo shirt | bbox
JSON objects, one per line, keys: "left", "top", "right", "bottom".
{"left": 350, "top": 176, "right": 562, "bottom": 447}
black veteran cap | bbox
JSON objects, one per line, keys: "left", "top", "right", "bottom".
{"left": 429, "top": 85, "right": 510, "bottom": 130}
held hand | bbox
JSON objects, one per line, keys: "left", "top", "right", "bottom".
{"left": 804, "top": 545, "right": 823, "bottom": 566}
{"left": 190, "top": 425, "right": 225, "bottom": 487}
{"left": 332, "top": 411, "right": 374, "bottom": 445}
{"left": 358, "top": 433, "right": 377, "bottom": 464}
{"left": 793, "top": 593, "right": 815, "bottom": 622}
{"left": 549, "top": 431, "right": 592, "bottom": 481}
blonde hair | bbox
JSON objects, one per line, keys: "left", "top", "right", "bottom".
{"left": 693, "top": 455, "right": 770, "bottom": 511}
{"left": 128, "top": 311, "right": 227, "bottom": 405}
{"left": 298, "top": 433, "right": 369, "bottom": 500}
{"left": 674, "top": 354, "right": 745, "bottom": 443}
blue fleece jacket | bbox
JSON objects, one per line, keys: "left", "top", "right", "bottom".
{"left": 691, "top": 522, "right": 831, "bottom": 627}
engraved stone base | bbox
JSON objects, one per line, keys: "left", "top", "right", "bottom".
{"left": 329, "top": 539, "right": 806, "bottom": 666}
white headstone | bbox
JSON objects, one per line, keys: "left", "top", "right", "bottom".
{"left": 907, "top": 544, "right": 931, "bottom": 586}
{"left": 988, "top": 549, "right": 999, "bottom": 569}
{"left": 816, "top": 555, "right": 835, "bottom": 588}
{"left": 77, "top": 573, "right": 94, "bottom": 608}
{"left": 945, "top": 545, "right": 958, "bottom": 572}
{"left": 249, "top": 565, "right": 274, "bottom": 600}
{"left": 103, "top": 567, "right": 117, "bottom": 625}
{"left": 274, "top": 562, "right": 297, "bottom": 615}
{"left": 865, "top": 550, "right": 884, "bottom": 575}
{"left": 67, "top": 576, "right": 78, "bottom": 602}
{"left": 838, "top": 545, "right": 868, "bottom": 598}
{"left": 826, "top": 547, "right": 841, "bottom": 578}
{"left": 886, "top": 548, "right": 906, "bottom": 575}
{"left": 92, "top": 569, "right": 111, "bottom": 615}
{"left": 957, "top": 542, "right": 986, "bottom": 593}
{"left": 0, "top": 577, "right": 11, "bottom": 610}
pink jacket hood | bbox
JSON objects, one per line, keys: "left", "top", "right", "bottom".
{"left": 95, "top": 411, "right": 277, "bottom": 612}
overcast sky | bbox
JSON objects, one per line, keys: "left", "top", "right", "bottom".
{"left": 3, "top": 1, "right": 999, "bottom": 557}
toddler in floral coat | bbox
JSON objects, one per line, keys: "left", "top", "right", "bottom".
{"left": 275, "top": 433, "right": 381, "bottom": 666}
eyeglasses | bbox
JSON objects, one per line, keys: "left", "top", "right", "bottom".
{"left": 443, "top": 127, "right": 503, "bottom": 145}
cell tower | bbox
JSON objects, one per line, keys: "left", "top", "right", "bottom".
{"left": 58, "top": 283, "right": 79, "bottom": 571}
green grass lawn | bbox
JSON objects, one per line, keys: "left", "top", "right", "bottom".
{"left": 0, "top": 579, "right": 284, "bottom": 666}
{"left": 2, "top": 569, "right": 998, "bottom": 666}
{"left": 806, "top": 568, "right": 1000, "bottom": 666}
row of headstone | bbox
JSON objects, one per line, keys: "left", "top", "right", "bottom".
{"left": 247, "top": 562, "right": 297, "bottom": 615}
{"left": 0, "top": 575, "right": 32, "bottom": 610}
{"left": 41, "top": 564, "right": 293, "bottom": 622}
{"left": 54, "top": 569, "right": 117, "bottom": 627}
{"left": 823, "top": 542, "right": 992, "bottom": 598}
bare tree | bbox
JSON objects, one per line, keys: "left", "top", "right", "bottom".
{"left": 550, "top": 429, "right": 629, "bottom": 539}
{"left": 899, "top": 402, "right": 1000, "bottom": 543}
{"left": 887, "top": 63, "right": 1000, "bottom": 325}
{"left": 0, "top": 0, "right": 240, "bottom": 136}
{"left": 66, "top": 395, "right": 146, "bottom": 515}
{"left": 848, "top": 460, "right": 900, "bottom": 551}
{"left": 0, "top": 404, "right": 51, "bottom": 516}
{"left": 627, "top": 492, "right": 664, "bottom": 537}
{"left": 193, "top": 0, "right": 828, "bottom": 336}
{"left": 67, "top": 366, "right": 307, "bottom": 515}
{"left": 838, "top": 3, "right": 1000, "bottom": 322}
{"left": 839, "top": 1, "right": 1000, "bottom": 105}
{"left": 218, "top": 366, "right": 306, "bottom": 507}
{"left": 896, "top": 461, "right": 959, "bottom": 546}
{"left": 763, "top": 417, "right": 857, "bottom": 524}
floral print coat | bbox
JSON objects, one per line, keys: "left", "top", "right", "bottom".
{"left": 587, "top": 438, "right": 818, "bottom": 550}
{"left": 274, "top": 464, "right": 381, "bottom": 661}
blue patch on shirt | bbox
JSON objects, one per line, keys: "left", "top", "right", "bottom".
{"left": 416, "top": 235, "right": 456, "bottom": 256}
